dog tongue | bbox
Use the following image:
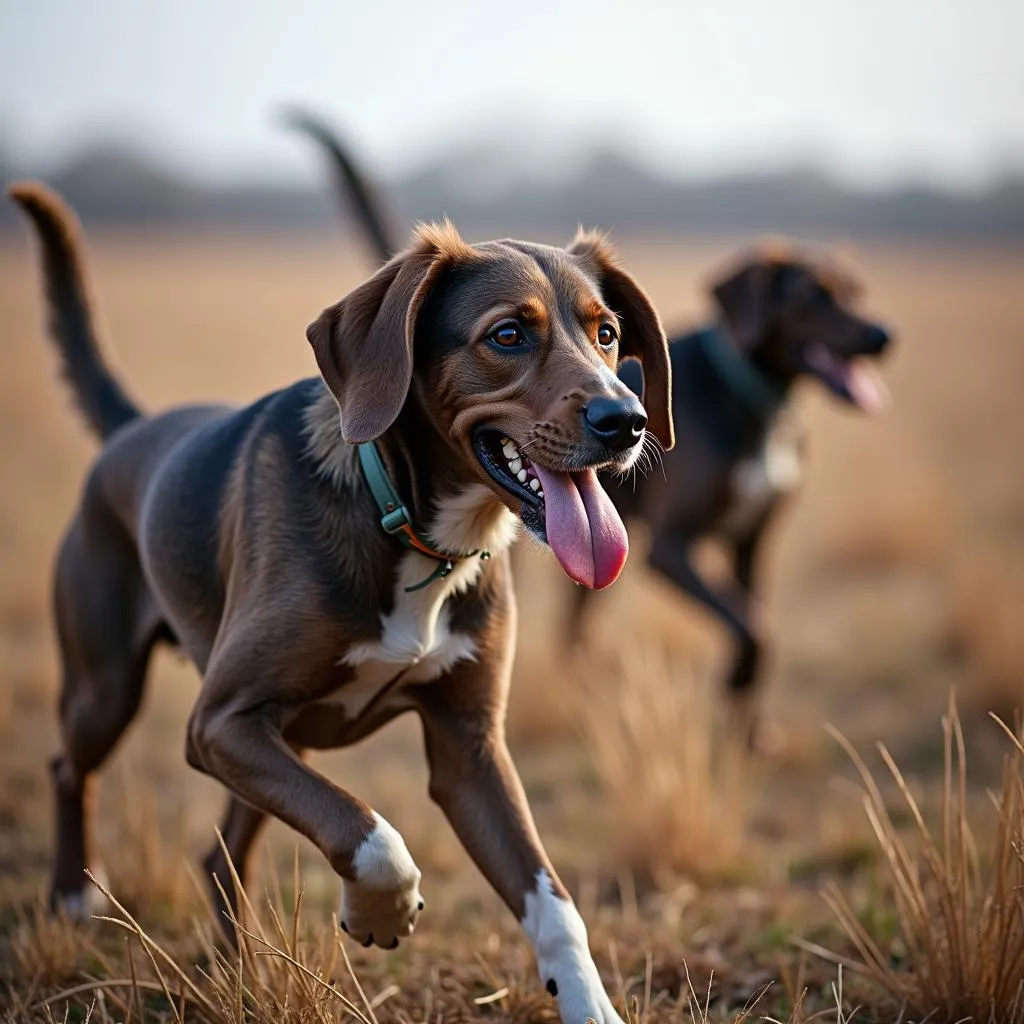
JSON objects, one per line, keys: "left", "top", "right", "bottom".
{"left": 806, "top": 343, "right": 889, "bottom": 414}
{"left": 530, "top": 464, "right": 629, "bottom": 590}
{"left": 846, "top": 360, "right": 890, "bottom": 413}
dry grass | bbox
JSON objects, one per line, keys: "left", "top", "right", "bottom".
{"left": 8, "top": 903, "right": 108, "bottom": 997}
{"left": 945, "top": 559, "right": 1024, "bottom": 722}
{"left": 4, "top": 855, "right": 392, "bottom": 1024}
{"left": 1, "top": 845, "right": 852, "bottom": 1024}
{"left": 825, "top": 693, "right": 1024, "bottom": 1022}
{"left": 101, "top": 773, "right": 196, "bottom": 931}
{"left": 1, "top": 886, "right": 855, "bottom": 1024}
{"left": 578, "top": 644, "right": 754, "bottom": 887}
{"left": 4, "top": 234, "right": 1024, "bottom": 1023}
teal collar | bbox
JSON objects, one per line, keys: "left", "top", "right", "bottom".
{"left": 357, "top": 441, "right": 490, "bottom": 592}
{"left": 697, "top": 325, "right": 787, "bottom": 419}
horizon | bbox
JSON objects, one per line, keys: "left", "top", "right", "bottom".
{"left": 5, "top": 115, "right": 1024, "bottom": 202}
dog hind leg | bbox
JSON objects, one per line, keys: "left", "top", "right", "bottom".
{"left": 201, "top": 781, "right": 303, "bottom": 939}
{"left": 49, "top": 514, "right": 164, "bottom": 916}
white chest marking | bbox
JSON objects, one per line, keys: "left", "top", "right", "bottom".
{"left": 326, "top": 485, "right": 519, "bottom": 717}
{"left": 327, "top": 550, "right": 482, "bottom": 716}
{"left": 720, "top": 428, "right": 804, "bottom": 539}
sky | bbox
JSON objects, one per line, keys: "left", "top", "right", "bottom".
{"left": 1, "top": 0, "right": 1021, "bottom": 193}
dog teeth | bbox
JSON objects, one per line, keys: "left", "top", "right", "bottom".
{"left": 529, "top": 478, "right": 540, "bottom": 492}
{"left": 509, "top": 458, "right": 522, "bottom": 474}
{"left": 516, "top": 469, "right": 528, "bottom": 483}
{"left": 501, "top": 442, "right": 518, "bottom": 459}
{"left": 538, "top": 489, "right": 544, "bottom": 498}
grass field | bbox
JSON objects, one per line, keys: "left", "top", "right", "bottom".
{"left": 1, "top": 231, "right": 1023, "bottom": 1022}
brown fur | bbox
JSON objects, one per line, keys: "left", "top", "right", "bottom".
{"left": 10, "top": 180, "right": 668, "bottom": 1019}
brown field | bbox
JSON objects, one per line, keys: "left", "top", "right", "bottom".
{"left": 1, "top": 232, "right": 1023, "bottom": 1022}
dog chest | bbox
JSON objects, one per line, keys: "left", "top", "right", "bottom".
{"left": 322, "top": 550, "right": 483, "bottom": 718}
{"left": 718, "top": 425, "right": 804, "bottom": 539}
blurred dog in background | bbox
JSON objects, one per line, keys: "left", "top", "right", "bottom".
{"left": 285, "top": 109, "right": 895, "bottom": 750}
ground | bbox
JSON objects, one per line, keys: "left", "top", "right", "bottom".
{"left": 1, "top": 233, "right": 1022, "bottom": 1022}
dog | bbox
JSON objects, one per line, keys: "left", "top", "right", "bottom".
{"left": 10, "top": 181, "right": 673, "bottom": 1024}
{"left": 574, "top": 248, "right": 893, "bottom": 748}
{"left": 284, "top": 111, "right": 894, "bottom": 747}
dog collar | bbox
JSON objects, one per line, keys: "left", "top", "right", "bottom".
{"left": 698, "top": 326, "right": 787, "bottom": 419}
{"left": 357, "top": 441, "right": 490, "bottom": 592}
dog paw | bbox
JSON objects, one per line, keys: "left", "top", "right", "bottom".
{"left": 50, "top": 864, "right": 110, "bottom": 923}
{"left": 339, "top": 813, "right": 422, "bottom": 950}
{"left": 524, "top": 870, "right": 624, "bottom": 1024}
{"left": 543, "top": 962, "right": 624, "bottom": 1024}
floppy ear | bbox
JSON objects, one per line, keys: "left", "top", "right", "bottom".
{"left": 569, "top": 230, "right": 674, "bottom": 451}
{"left": 306, "top": 230, "right": 456, "bottom": 444}
{"left": 711, "top": 257, "right": 774, "bottom": 352}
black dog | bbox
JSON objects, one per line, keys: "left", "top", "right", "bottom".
{"left": 570, "top": 250, "right": 892, "bottom": 746}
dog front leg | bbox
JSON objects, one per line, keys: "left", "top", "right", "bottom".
{"left": 728, "top": 513, "right": 772, "bottom": 694}
{"left": 188, "top": 650, "right": 422, "bottom": 949}
{"left": 649, "top": 529, "right": 773, "bottom": 749}
{"left": 417, "top": 683, "right": 623, "bottom": 1024}
{"left": 648, "top": 531, "right": 753, "bottom": 645}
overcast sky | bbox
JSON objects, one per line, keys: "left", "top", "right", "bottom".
{"left": 1, "top": 0, "right": 1021, "bottom": 192}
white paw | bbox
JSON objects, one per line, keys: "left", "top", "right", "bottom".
{"left": 543, "top": 955, "right": 624, "bottom": 1024}
{"left": 523, "top": 871, "right": 624, "bottom": 1024}
{"left": 52, "top": 864, "right": 110, "bottom": 923}
{"left": 339, "top": 813, "right": 422, "bottom": 949}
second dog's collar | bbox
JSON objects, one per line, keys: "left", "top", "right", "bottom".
{"left": 357, "top": 441, "right": 490, "bottom": 591}
{"left": 698, "top": 325, "right": 787, "bottom": 419}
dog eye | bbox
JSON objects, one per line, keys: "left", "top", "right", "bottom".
{"left": 597, "top": 322, "right": 618, "bottom": 348}
{"left": 487, "top": 320, "right": 525, "bottom": 348}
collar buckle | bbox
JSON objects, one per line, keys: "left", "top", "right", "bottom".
{"left": 380, "top": 505, "right": 412, "bottom": 535}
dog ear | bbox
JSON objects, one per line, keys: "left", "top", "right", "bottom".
{"left": 307, "top": 222, "right": 469, "bottom": 444}
{"left": 711, "top": 257, "right": 774, "bottom": 351}
{"left": 569, "top": 230, "right": 674, "bottom": 451}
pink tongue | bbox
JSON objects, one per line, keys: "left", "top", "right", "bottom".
{"left": 530, "top": 464, "right": 629, "bottom": 590}
{"left": 847, "top": 360, "right": 890, "bottom": 413}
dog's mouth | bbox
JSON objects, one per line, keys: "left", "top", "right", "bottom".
{"left": 473, "top": 428, "right": 628, "bottom": 590}
{"left": 802, "top": 342, "right": 889, "bottom": 413}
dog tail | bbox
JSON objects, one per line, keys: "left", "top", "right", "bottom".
{"left": 279, "top": 107, "right": 398, "bottom": 264}
{"left": 8, "top": 181, "right": 141, "bottom": 441}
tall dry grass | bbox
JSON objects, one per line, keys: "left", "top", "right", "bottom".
{"left": 824, "top": 693, "right": 1024, "bottom": 1022}
{"left": 2, "top": 846, "right": 845, "bottom": 1024}
{"left": 5, "top": 847, "right": 395, "bottom": 1024}
{"left": 102, "top": 773, "right": 195, "bottom": 929}
{"left": 577, "top": 643, "right": 753, "bottom": 886}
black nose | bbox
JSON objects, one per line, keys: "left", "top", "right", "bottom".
{"left": 863, "top": 323, "right": 891, "bottom": 354}
{"left": 583, "top": 394, "right": 648, "bottom": 450}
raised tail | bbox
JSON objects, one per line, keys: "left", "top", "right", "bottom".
{"left": 8, "top": 182, "right": 141, "bottom": 442}
{"left": 279, "top": 107, "right": 399, "bottom": 264}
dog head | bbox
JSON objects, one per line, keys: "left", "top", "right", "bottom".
{"left": 711, "top": 244, "right": 893, "bottom": 412}
{"left": 307, "top": 222, "right": 672, "bottom": 590}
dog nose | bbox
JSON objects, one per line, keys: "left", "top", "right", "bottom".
{"left": 864, "top": 323, "right": 891, "bottom": 354}
{"left": 583, "top": 395, "right": 648, "bottom": 449}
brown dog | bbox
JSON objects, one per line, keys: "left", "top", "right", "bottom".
{"left": 11, "top": 182, "right": 672, "bottom": 1024}
{"left": 285, "top": 112, "right": 894, "bottom": 748}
